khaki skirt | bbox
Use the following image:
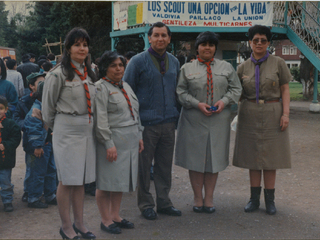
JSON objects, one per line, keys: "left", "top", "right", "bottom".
{"left": 52, "top": 113, "right": 96, "bottom": 185}
{"left": 233, "top": 100, "right": 291, "bottom": 170}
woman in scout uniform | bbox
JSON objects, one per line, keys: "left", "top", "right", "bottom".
{"left": 175, "top": 31, "right": 242, "bottom": 214}
{"left": 94, "top": 51, "right": 143, "bottom": 234}
{"left": 42, "top": 28, "right": 96, "bottom": 240}
{"left": 233, "top": 25, "right": 291, "bottom": 215}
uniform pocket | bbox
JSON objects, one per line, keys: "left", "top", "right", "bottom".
{"left": 108, "top": 93, "right": 124, "bottom": 113}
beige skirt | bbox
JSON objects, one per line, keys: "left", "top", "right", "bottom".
{"left": 96, "top": 125, "right": 139, "bottom": 192}
{"left": 52, "top": 113, "right": 96, "bottom": 185}
{"left": 233, "top": 100, "right": 291, "bottom": 170}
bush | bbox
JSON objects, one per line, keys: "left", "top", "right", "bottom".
{"left": 290, "top": 66, "right": 300, "bottom": 82}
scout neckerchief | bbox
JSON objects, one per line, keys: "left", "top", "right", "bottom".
{"left": 70, "top": 62, "right": 92, "bottom": 122}
{"left": 102, "top": 77, "right": 135, "bottom": 120}
{"left": 197, "top": 57, "right": 214, "bottom": 105}
{"left": 250, "top": 51, "right": 270, "bottom": 103}
{"left": 0, "top": 115, "right": 6, "bottom": 161}
{"left": 148, "top": 47, "right": 166, "bottom": 74}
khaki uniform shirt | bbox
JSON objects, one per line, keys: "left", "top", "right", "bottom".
{"left": 94, "top": 79, "right": 143, "bottom": 149}
{"left": 237, "top": 55, "right": 292, "bottom": 100}
{"left": 42, "top": 60, "right": 96, "bottom": 129}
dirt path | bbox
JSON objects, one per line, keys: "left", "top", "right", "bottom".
{"left": 0, "top": 101, "right": 320, "bottom": 239}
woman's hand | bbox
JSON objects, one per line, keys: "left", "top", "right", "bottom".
{"left": 106, "top": 146, "right": 117, "bottom": 162}
{"left": 139, "top": 139, "right": 144, "bottom": 153}
{"left": 0, "top": 144, "right": 4, "bottom": 151}
{"left": 213, "top": 100, "right": 225, "bottom": 114}
{"left": 280, "top": 115, "right": 289, "bottom": 131}
{"left": 198, "top": 102, "right": 213, "bottom": 116}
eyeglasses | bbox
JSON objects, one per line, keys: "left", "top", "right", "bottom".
{"left": 252, "top": 38, "right": 268, "bottom": 45}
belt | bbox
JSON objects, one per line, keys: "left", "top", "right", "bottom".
{"left": 247, "top": 99, "right": 280, "bottom": 104}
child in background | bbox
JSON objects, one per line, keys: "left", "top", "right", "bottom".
{"left": 23, "top": 81, "right": 57, "bottom": 208}
{"left": 0, "top": 96, "right": 21, "bottom": 212}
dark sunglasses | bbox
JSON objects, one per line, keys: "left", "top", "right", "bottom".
{"left": 252, "top": 38, "right": 268, "bottom": 45}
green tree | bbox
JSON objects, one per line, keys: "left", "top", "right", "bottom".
{"left": 0, "top": 2, "right": 10, "bottom": 46}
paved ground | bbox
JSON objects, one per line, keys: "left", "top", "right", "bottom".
{"left": 0, "top": 101, "right": 320, "bottom": 239}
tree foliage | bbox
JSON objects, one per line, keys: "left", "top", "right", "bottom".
{"left": 1, "top": 1, "right": 112, "bottom": 62}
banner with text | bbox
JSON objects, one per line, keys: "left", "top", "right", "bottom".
{"left": 113, "top": 1, "right": 273, "bottom": 30}
{"left": 145, "top": 1, "right": 273, "bottom": 27}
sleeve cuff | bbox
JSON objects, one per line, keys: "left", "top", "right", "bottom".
{"left": 221, "top": 97, "right": 230, "bottom": 106}
{"left": 105, "top": 140, "right": 115, "bottom": 149}
{"left": 190, "top": 98, "right": 200, "bottom": 109}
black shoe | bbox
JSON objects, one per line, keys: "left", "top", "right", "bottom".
{"left": 59, "top": 228, "right": 80, "bottom": 240}
{"left": 3, "top": 203, "right": 13, "bottom": 212}
{"left": 46, "top": 197, "right": 57, "bottom": 205}
{"left": 264, "top": 189, "right": 277, "bottom": 215}
{"left": 142, "top": 208, "right": 157, "bottom": 220}
{"left": 244, "top": 187, "right": 261, "bottom": 213}
{"left": 203, "top": 206, "right": 215, "bottom": 214}
{"left": 100, "top": 222, "right": 121, "bottom": 234}
{"left": 113, "top": 219, "right": 134, "bottom": 229}
{"left": 73, "top": 223, "right": 96, "bottom": 239}
{"left": 193, "top": 206, "right": 203, "bottom": 213}
{"left": 28, "top": 200, "right": 48, "bottom": 208}
{"left": 157, "top": 206, "right": 182, "bottom": 216}
{"left": 22, "top": 192, "right": 28, "bottom": 202}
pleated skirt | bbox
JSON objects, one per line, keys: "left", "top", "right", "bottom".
{"left": 52, "top": 113, "right": 96, "bottom": 185}
{"left": 96, "top": 125, "right": 139, "bottom": 192}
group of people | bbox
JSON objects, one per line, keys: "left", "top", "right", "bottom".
{"left": 0, "top": 22, "right": 291, "bottom": 239}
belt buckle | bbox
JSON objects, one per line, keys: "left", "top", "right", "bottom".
{"left": 258, "top": 99, "right": 265, "bottom": 104}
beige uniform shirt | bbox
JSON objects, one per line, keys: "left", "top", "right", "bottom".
{"left": 237, "top": 55, "right": 292, "bottom": 100}
{"left": 42, "top": 60, "right": 96, "bottom": 129}
{"left": 94, "top": 79, "right": 143, "bottom": 149}
{"left": 177, "top": 58, "right": 242, "bottom": 108}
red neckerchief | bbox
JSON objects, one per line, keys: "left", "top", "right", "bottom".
{"left": 102, "top": 77, "right": 135, "bottom": 120}
{"left": 197, "top": 57, "right": 214, "bottom": 105}
{"left": 0, "top": 115, "right": 6, "bottom": 160}
{"left": 70, "top": 62, "right": 92, "bottom": 122}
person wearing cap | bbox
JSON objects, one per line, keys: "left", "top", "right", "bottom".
{"left": 0, "top": 58, "right": 18, "bottom": 119}
{"left": 13, "top": 72, "right": 46, "bottom": 204}
{"left": 22, "top": 81, "right": 57, "bottom": 208}
{"left": 17, "top": 54, "right": 40, "bottom": 96}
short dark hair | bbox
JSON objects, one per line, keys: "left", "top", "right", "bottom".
{"left": 3, "top": 56, "right": 11, "bottom": 61}
{"left": 0, "top": 58, "right": 6, "bottom": 80}
{"left": 187, "top": 54, "right": 196, "bottom": 62}
{"left": 98, "top": 51, "right": 126, "bottom": 79}
{"left": 28, "top": 53, "right": 36, "bottom": 59}
{"left": 37, "top": 59, "right": 47, "bottom": 68}
{"left": 248, "top": 25, "right": 272, "bottom": 41}
{"left": 195, "top": 31, "right": 219, "bottom": 52}
{"left": 148, "top": 22, "right": 171, "bottom": 37}
{"left": 6, "top": 59, "right": 17, "bottom": 70}
{"left": 42, "top": 61, "right": 53, "bottom": 71}
{"left": 124, "top": 51, "right": 136, "bottom": 60}
{"left": 38, "top": 55, "right": 47, "bottom": 61}
{"left": 0, "top": 96, "right": 8, "bottom": 108}
{"left": 47, "top": 53, "right": 55, "bottom": 61}
{"left": 22, "top": 54, "right": 31, "bottom": 63}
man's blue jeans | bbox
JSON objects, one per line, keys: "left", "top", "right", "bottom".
{"left": 27, "top": 142, "right": 57, "bottom": 203}
{"left": 23, "top": 154, "right": 30, "bottom": 193}
{"left": 0, "top": 169, "right": 14, "bottom": 204}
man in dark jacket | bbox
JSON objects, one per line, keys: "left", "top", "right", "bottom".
{"left": 123, "top": 22, "right": 181, "bottom": 220}
{"left": 0, "top": 96, "right": 21, "bottom": 212}
{"left": 17, "top": 54, "right": 40, "bottom": 96}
